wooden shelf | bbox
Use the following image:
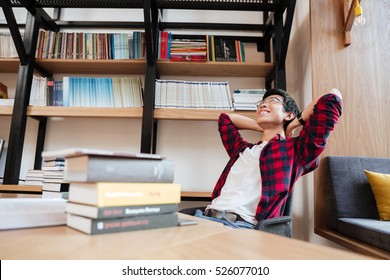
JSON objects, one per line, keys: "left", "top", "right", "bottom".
{"left": 0, "top": 58, "right": 19, "bottom": 73}
{"left": 0, "top": 184, "right": 42, "bottom": 194}
{"left": 1, "top": 58, "right": 273, "bottom": 77}
{"left": 154, "top": 108, "right": 255, "bottom": 120}
{"left": 181, "top": 191, "right": 211, "bottom": 198}
{"left": 26, "top": 106, "right": 143, "bottom": 118}
{"left": 3, "top": 106, "right": 256, "bottom": 121}
{"left": 35, "top": 59, "right": 147, "bottom": 75}
{"left": 0, "top": 105, "right": 13, "bottom": 115}
{"left": 315, "top": 227, "right": 390, "bottom": 260}
{"left": 157, "top": 61, "right": 274, "bottom": 77}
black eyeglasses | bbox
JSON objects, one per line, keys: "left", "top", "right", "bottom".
{"left": 255, "top": 97, "right": 284, "bottom": 109}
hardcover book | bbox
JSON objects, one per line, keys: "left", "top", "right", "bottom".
{"left": 42, "top": 147, "right": 174, "bottom": 183}
{"left": 42, "top": 191, "right": 69, "bottom": 200}
{"left": 66, "top": 202, "right": 178, "bottom": 219}
{"left": 42, "top": 147, "right": 163, "bottom": 161}
{"left": 68, "top": 182, "right": 181, "bottom": 207}
{"left": 64, "top": 155, "right": 174, "bottom": 183}
{"left": 42, "top": 182, "right": 70, "bottom": 192}
{"left": 0, "top": 198, "right": 66, "bottom": 230}
{"left": 67, "top": 212, "right": 179, "bottom": 235}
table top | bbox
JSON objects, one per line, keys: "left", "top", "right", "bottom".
{"left": 0, "top": 193, "right": 373, "bottom": 260}
{"left": 0, "top": 217, "right": 371, "bottom": 260}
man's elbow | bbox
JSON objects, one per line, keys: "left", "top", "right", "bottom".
{"left": 329, "top": 88, "right": 342, "bottom": 100}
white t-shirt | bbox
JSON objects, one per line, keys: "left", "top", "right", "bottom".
{"left": 207, "top": 142, "right": 267, "bottom": 224}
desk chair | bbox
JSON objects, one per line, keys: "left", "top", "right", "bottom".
{"left": 179, "top": 192, "right": 293, "bottom": 238}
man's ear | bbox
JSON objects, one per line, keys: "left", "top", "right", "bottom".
{"left": 284, "top": 112, "right": 295, "bottom": 122}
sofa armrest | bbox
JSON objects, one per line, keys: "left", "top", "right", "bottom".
{"left": 254, "top": 216, "right": 292, "bottom": 238}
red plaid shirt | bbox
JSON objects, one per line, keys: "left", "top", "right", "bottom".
{"left": 212, "top": 94, "right": 342, "bottom": 222}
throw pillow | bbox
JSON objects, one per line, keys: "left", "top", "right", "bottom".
{"left": 364, "top": 169, "right": 390, "bottom": 221}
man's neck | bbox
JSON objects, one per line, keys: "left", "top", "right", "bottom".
{"left": 261, "top": 128, "right": 286, "bottom": 142}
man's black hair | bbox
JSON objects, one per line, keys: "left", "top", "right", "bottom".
{"left": 262, "top": 88, "right": 300, "bottom": 132}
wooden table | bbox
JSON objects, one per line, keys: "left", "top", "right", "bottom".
{"left": 0, "top": 214, "right": 372, "bottom": 260}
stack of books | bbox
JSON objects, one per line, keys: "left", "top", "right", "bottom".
{"left": 41, "top": 157, "right": 69, "bottom": 199}
{"left": 156, "top": 32, "right": 246, "bottom": 62}
{"left": 233, "top": 89, "right": 266, "bottom": 111}
{"left": 24, "top": 170, "right": 44, "bottom": 186}
{"left": 41, "top": 147, "right": 180, "bottom": 235}
{"left": 169, "top": 35, "right": 207, "bottom": 62}
{"left": 0, "top": 198, "right": 67, "bottom": 230}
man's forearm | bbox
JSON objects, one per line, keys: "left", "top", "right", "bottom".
{"left": 300, "top": 89, "right": 342, "bottom": 123}
{"left": 286, "top": 89, "right": 342, "bottom": 135}
{"left": 226, "top": 113, "right": 263, "bottom": 132}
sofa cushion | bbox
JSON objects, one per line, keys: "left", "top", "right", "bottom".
{"left": 364, "top": 170, "right": 390, "bottom": 221}
{"left": 338, "top": 218, "right": 390, "bottom": 252}
{"left": 326, "top": 156, "right": 390, "bottom": 229}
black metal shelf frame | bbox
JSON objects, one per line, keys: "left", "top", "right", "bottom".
{"left": 0, "top": 0, "right": 295, "bottom": 184}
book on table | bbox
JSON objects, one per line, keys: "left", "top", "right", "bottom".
{"left": 66, "top": 202, "right": 178, "bottom": 219}
{"left": 41, "top": 147, "right": 163, "bottom": 161}
{"left": 42, "top": 182, "right": 69, "bottom": 192}
{"left": 42, "top": 190, "right": 69, "bottom": 199}
{"left": 41, "top": 147, "right": 174, "bottom": 183}
{"left": 67, "top": 212, "right": 179, "bottom": 235}
{"left": 68, "top": 182, "right": 181, "bottom": 207}
{"left": 0, "top": 198, "right": 66, "bottom": 230}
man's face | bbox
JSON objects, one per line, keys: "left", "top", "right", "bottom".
{"left": 255, "top": 94, "right": 290, "bottom": 128}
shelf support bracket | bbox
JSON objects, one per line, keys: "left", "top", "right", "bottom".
{"left": 342, "top": 0, "right": 362, "bottom": 47}
{"left": 3, "top": 9, "right": 42, "bottom": 184}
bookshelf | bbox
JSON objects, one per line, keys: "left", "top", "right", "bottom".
{"left": 157, "top": 61, "right": 274, "bottom": 77}
{"left": 27, "top": 106, "right": 143, "bottom": 118}
{"left": 0, "top": 105, "right": 13, "bottom": 116}
{"left": 154, "top": 108, "right": 254, "bottom": 121}
{"left": 35, "top": 59, "right": 147, "bottom": 75}
{"left": 0, "top": 58, "right": 19, "bottom": 73}
{"left": 1, "top": 0, "right": 295, "bottom": 186}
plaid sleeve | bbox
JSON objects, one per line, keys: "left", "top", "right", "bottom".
{"left": 218, "top": 113, "right": 249, "bottom": 157}
{"left": 296, "top": 94, "right": 342, "bottom": 173}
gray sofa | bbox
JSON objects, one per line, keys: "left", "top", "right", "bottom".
{"left": 325, "top": 156, "right": 390, "bottom": 253}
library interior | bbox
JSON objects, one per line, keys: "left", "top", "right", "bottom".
{"left": 0, "top": 0, "right": 389, "bottom": 260}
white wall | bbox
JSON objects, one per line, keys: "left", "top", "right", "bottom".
{"left": 0, "top": 3, "right": 336, "bottom": 246}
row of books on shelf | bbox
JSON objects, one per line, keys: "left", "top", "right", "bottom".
{"left": 1, "top": 31, "right": 245, "bottom": 62}
{"left": 0, "top": 33, "right": 18, "bottom": 58}
{"left": 158, "top": 31, "right": 246, "bottom": 62}
{"left": 155, "top": 79, "right": 233, "bottom": 110}
{"left": 2, "top": 77, "right": 264, "bottom": 111}
{"left": 28, "top": 76, "right": 143, "bottom": 108}
{"left": 2, "top": 147, "right": 183, "bottom": 234}
{"left": 35, "top": 30, "right": 146, "bottom": 60}
{"left": 155, "top": 79, "right": 264, "bottom": 111}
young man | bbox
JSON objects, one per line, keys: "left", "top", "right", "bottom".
{"left": 195, "top": 88, "right": 343, "bottom": 228}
